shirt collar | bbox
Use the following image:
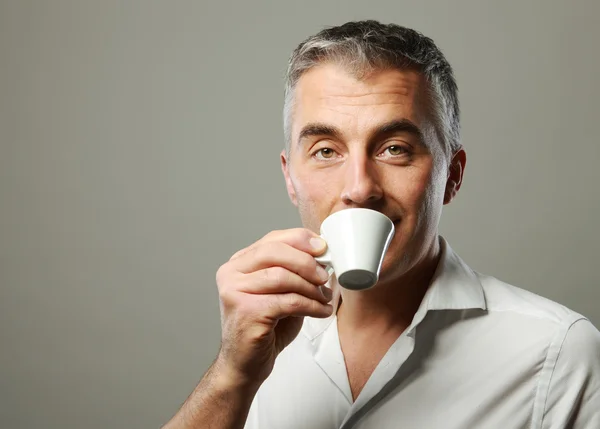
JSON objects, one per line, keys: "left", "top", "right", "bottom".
{"left": 422, "top": 236, "right": 486, "bottom": 312}
{"left": 301, "top": 235, "right": 487, "bottom": 341}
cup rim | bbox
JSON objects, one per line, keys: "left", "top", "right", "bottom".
{"left": 320, "top": 208, "right": 393, "bottom": 232}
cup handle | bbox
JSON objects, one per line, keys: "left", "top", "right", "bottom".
{"left": 314, "top": 240, "right": 335, "bottom": 276}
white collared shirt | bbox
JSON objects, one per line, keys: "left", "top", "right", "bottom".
{"left": 244, "top": 237, "right": 600, "bottom": 428}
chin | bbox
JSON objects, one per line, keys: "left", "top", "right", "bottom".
{"left": 378, "top": 229, "right": 425, "bottom": 276}
{"left": 376, "top": 249, "right": 410, "bottom": 284}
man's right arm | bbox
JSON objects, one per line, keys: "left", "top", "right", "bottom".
{"left": 162, "top": 360, "right": 260, "bottom": 429}
{"left": 161, "top": 229, "right": 333, "bottom": 429}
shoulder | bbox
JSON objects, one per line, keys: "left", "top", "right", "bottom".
{"left": 556, "top": 318, "right": 600, "bottom": 370}
{"left": 537, "top": 318, "right": 600, "bottom": 427}
{"left": 471, "top": 272, "right": 599, "bottom": 361}
{"left": 471, "top": 273, "right": 600, "bottom": 426}
{"left": 476, "top": 272, "right": 586, "bottom": 326}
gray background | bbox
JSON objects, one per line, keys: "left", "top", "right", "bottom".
{"left": 1, "top": 0, "right": 598, "bottom": 428}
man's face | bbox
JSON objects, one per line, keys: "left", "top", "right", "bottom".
{"left": 281, "top": 63, "right": 463, "bottom": 283}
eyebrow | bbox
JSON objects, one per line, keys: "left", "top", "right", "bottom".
{"left": 297, "top": 119, "right": 426, "bottom": 147}
{"left": 376, "top": 119, "right": 425, "bottom": 144}
{"left": 297, "top": 123, "right": 343, "bottom": 144}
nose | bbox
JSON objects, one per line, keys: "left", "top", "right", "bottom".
{"left": 340, "top": 152, "right": 384, "bottom": 206}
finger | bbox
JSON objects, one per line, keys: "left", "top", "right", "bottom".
{"left": 232, "top": 241, "right": 330, "bottom": 286}
{"left": 240, "top": 266, "right": 333, "bottom": 304}
{"left": 262, "top": 293, "right": 334, "bottom": 320}
{"left": 230, "top": 228, "right": 327, "bottom": 261}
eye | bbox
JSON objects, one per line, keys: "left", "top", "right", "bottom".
{"left": 314, "top": 147, "right": 336, "bottom": 159}
{"left": 385, "top": 145, "right": 409, "bottom": 156}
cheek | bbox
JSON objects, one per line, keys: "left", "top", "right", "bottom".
{"left": 293, "top": 168, "right": 337, "bottom": 205}
{"left": 394, "top": 163, "right": 445, "bottom": 222}
{"left": 391, "top": 168, "right": 432, "bottom": 208}
{"left": 291, "top": 170, "right": 338, "bottom": 231}
{"left": 412, "top": 166, "right": 447, "bottom": 227}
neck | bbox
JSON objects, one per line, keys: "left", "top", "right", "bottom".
{"left": 335, "top": 236, "right": 442, "bottom": 335}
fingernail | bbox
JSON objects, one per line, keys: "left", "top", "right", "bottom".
{"left": 319, "top": 285, "right": 333, "bottom": 301}
{"left": 310, "top": 237, "right": 326, "bottom": 251}
{"left": 316, "top": 264, "right": 330, "bottom": 282}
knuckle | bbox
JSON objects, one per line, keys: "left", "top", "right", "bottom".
{"left": 264, "top": 229, "right": 282, "bottom": 240}
{"left": 215, "top": 264, "right": 230, "bottom": 289}
{"left": 256, "top": 241, "right": 283, "bottom": 262}
{"left": 229, "top": 248, "right": 246, "bottom": 261}
{"left": 297, "top": 254, "right": 318, "bottom": 280}
{"left": 301, "top": 251, "right": 318, "bottom": 269}
{"left": 216, "top": 269, "right": 243, "bottom": 305}
{"left": 266, "top": 295, "right": 280, "bottom": 313}
{"left": 253, "top": 242, "right": 271, "bottom": 261}
{"left": 221, "top": 290, "right": 255, "bottom": 318}
{"left": 264, "top": 266, "right": 288, "bottom": 286}
{"left": 249, "top": 246, "right": 264, "bottom": 265}
{"left": 286, "top": 228, "right": 311, "bottom": 244}
{"left": 285, "top": 294, "right": 304, "bottom": 310}
{"left": 266, "top": 228, "right": 312, "bottom": 246}
{"left": 218, "top": 284, "right": 236, "bottom": 304}
{"left": 298, "top": 227, "right": 316, "bottom": 241}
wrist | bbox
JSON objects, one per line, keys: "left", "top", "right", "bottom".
{"left": 210, "top": 357, "right": 264, "bottom": 394}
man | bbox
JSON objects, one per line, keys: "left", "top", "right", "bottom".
{"left": 163, "top": 21, "right": 600, "bottom": 428}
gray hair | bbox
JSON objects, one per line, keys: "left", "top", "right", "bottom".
{"left": 283, "top": 20, "right": 460, "bottom": 158}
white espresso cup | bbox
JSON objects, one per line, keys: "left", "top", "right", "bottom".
{"left": 315, "top": 208, "right": 395, "bottom": 290}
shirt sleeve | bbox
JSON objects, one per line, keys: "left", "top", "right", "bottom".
{"left": 542, "top": 318, "right": 600, "bottom": 429}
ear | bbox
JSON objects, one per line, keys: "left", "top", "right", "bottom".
{"left": 443, "top": 146, "right": 466, "bottom": 205}
{"left": 280, "top": 149, "right": 298, "bottom": 207}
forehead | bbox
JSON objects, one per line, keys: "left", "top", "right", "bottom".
{"left": 291, "top": 63, "right": 430, "bottom": 140}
